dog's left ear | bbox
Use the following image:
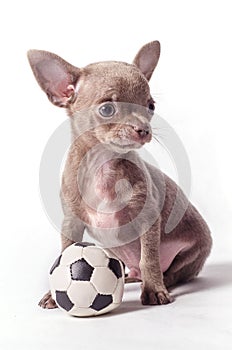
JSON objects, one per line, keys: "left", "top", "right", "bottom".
{"left": 133, "top": 41, "right": 160, "bottom": 81}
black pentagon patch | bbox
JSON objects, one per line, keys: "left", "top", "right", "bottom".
{"left": 90, "top": 294, "right": 113, "bottom": 311}
{"left": 56, "top": 291, "right": 74, "bottom": 311}
{"left": 74, "top": 242, "right": 95, "bottom": 247}
{"left": 49, "top": 255, "right": 62, "bottom": 275}
{"left": 108, "top": 258, "right": 122, "bottom": 278}
{"left": 70, "top": 258, "right": 94, "bottom": 281}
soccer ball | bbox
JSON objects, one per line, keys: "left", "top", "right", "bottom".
{"left": 49, "top": 242, "right": 125, "bottom": 317}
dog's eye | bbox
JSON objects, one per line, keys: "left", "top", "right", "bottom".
{"left": 99, "top": 103, "right": 116, "bottom": 118}
{"left": 148, "top": 102, "right": 155, "bottom": 115}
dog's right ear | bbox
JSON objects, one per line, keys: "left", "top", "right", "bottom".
{"left": 27, "top": 50, "right": 81, "bottom": 107}
{"left": 133, "top": 41, "right": 160, "bottom": 81}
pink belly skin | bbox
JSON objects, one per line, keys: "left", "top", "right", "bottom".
{"left": 110, "top": 239, "right": 191, "bottom": 279}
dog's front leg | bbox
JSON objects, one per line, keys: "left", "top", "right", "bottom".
{"left": 140, "top": 219, "right": 174, "bottom": 305}
{"left": 39, "top": 215, "right": 85, "bottom": 309}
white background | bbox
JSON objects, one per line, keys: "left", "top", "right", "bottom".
{"left": 0, "top": 0, "right": 232, "bottom": 349}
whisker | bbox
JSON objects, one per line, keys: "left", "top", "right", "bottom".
{"left": 150, "top": 91, "right": 164, "bottom": 97}
{"left": 151, "top": 127, "right": 165, "bottom": 132}
{"left": 152, "top": 133, "right": 164, "bottom": 147}
{"left": 151, "top": 128, "right": 167, "bottom": 139}
{"left": 151, "top": 126, "right": 169, "bottom": 132}
{"left": 150, "top": 93, "right": 164, "bottom": 103}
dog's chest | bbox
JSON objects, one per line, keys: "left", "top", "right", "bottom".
{"left": 85, "top": 161, "right": 133, "bottom": 229}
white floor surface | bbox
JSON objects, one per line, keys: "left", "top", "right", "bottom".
{"left": 1, "top": 253, "right": 231, "bottom": 350}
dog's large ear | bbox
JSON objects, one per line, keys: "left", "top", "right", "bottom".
{"left": 133, "top": 41, "right": 160, "bottom": 81}
{"left": 27, "top": 50, "right": 80, "bottom": 107}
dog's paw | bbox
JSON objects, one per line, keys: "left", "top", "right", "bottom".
{"left": 38, "top": 291, "right": 57, "bottom": 309}
{"left": 141, "top": 287, "right": 174, "bottom": 306}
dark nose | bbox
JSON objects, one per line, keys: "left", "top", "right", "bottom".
{"left": 132, "top": 124, "right": 150, "bottom": 138}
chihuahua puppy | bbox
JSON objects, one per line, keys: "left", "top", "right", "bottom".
{"left": 28, "top": 41, "right": 212, "bottom": 308}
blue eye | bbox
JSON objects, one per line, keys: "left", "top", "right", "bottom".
{"left": 99, "top": 103, "right": 116, "bottom": 117}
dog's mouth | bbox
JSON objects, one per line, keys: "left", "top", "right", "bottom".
{"left": 96, "top": 123, "right": 152, "bottom": 152}
{"left": 109, "top": 128, "right": 152, "bottom": 150}
{"left": 110, "top": 141, "right": 140, "bottom": 149}
{"left": 108, "top": 139, "right": 144, "bottom": 153}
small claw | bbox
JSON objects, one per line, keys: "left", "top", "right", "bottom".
{"left": 156, "top": 291, "right": 174, "bottom": 305}
{"left": 141, "top": 290, "right": 158, "bottom": 305}
{"left": 44, "top": 298, "right": 57, "bottom": 309}
{"left": 141, "top": 288, "right": 174, "bottom": 306}
{"left": 39, "top": 291, "right": 57, "bottom": 309}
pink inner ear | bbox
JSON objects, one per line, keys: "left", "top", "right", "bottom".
{"left": 38, "top": 61, "right": 73, "bottom": 98}
{"left": 56, "top": 81, "right": 74, "bottom": 98}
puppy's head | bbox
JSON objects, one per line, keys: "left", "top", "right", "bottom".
{"left": 28, "top": 41, "right": 160, "bottom": 153}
